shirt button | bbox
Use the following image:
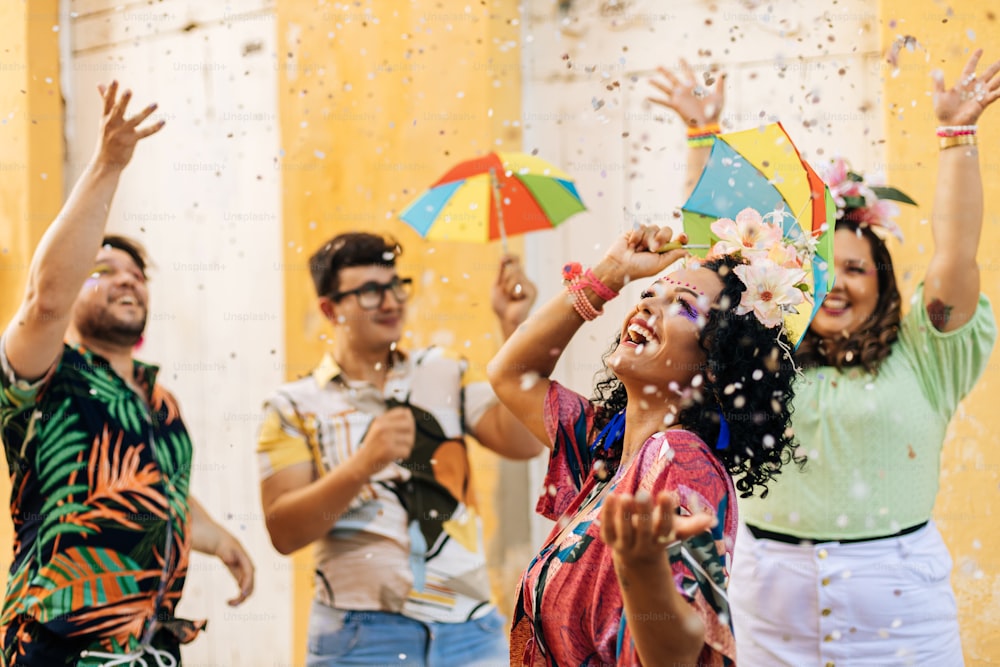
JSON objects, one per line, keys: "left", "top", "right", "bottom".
{"left": 818, "top": 548, "right": 828, "bottom": 559}
{"left": 821, "top": 608, "right": 832, "bottom": 616}
{"left": 821, "top": 577, "right": 831, "bottom": 586}
{"left": 825, "top": 663, "right": 835, "bottom": 667}
{"left": 824, "top": 634, "right": 833, "bottom": 642}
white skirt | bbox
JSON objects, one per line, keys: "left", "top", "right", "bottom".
{"left": 728, "top": 521, "right": 963, "bottom": 667}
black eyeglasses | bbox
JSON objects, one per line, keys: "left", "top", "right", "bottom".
{"left": 331, "top": 277, "right": 413, "bottom": 310}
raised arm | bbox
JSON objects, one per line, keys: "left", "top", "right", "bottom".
{"left": 473, "top": 256, "right": 546, "bottom": 459}
{"left": 924, "top": 49, "right": 1000, "bottom": 332}
{"left": 486, "top": 227, "right": 687, "bottom": 446}
{"left": 648, "top": 59, "right": 726, "bottom": 198}
{"left": 3, "top": 82, "right": 163, "bottom": 379}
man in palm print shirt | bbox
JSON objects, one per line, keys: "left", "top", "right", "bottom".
{"left": 0, "top": 83, "right": 254, "bottom": 666}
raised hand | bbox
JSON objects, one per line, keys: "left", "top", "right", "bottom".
{"left": 932, "top": 49, "right": 1000, "bottom": 126}
{"left": 648, "top": 59, "right": 726, "bottom": 128}
{"left": 598, "top": 224, "right": 689, "bottom": 290}
{"left": 491, "top": 255, "right": 538, "bottom": 338}
{"left": 93, "top": 81, "right": 165, "bottom": 171}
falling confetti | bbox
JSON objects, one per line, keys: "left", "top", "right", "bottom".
{"left": 885, "top": 35, "right": 925, "bottom": 74}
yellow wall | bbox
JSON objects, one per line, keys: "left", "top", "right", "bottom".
{"left": 0, "top": 0, "right": 63, "bottom": 591}
{"left": 881, "top": 1, "right": 1000, "bottom": 661}
{"left": 0, "top": 1, "right": 63, "bottom": 340}
{"left": 274, "top": 2, "right": 522, "bottom": 662}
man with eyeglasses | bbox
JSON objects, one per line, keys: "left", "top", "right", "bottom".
{"left": 256, "top": 232, "right": 543, "bottom": 666}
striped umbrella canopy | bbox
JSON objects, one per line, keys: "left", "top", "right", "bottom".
{"left": 399, "top": 152, "right": 586, "bottom": 250}
{"left": 682, "top": 122, "right": 836, "bottom": 348}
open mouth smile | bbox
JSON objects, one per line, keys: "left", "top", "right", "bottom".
{"left": 625, "top": 319, "right": 657, "bottom": 345}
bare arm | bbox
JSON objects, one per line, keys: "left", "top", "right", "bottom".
{"left": 475, "top": 256, "right": 546, "bottom": 458}
{"left": 923, "top": 49, "right": 1000, "bottom": 332}
{"left": 601, "top": 492, "right": 716, "bottom": 665}
{"left": 472, "top": 402, "right": 545, "bottom": 460}
{"left": 189, "top": 495, "right": 255, "bottom": 606}
{"left": 3, "top": 82, "right": 163, "bottom": 379}
{"left": 487, "top": 228, "right": 688, "bottom": 447}
{"left": 648, "top": 59, "right": 726, "bottom": 198}
{"left": 260, "top": 407, "right": 415, "bottom": 555}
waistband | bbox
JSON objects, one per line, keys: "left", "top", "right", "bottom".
{"left": 312, "top": 599, "right": 497, "bottom": 624}
{"left": 745, "top": 520, "right": 928, "bottom": 545}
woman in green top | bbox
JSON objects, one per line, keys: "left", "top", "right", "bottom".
{"left": 650, "top": 51, "right": 1000, "bottom": 665}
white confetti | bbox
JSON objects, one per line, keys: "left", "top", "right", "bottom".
{"left": 520, "top": 372, "right": 540, "bottom": 391}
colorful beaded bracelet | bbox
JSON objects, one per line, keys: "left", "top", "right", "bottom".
{"left": 562, "top": 262, "right": 619, "bottom": 321}
{"left": 936, "top": 124, "right": 977, "bottom": 137}
{"left": 686, "top": 122, "right": 720, "bottom": 148}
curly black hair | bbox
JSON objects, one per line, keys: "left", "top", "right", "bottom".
{"left": 590, "top": 254, "right": 803, "bottom": 498}
{"left": 794, "top": 219, "right": 903, "bottom": 374}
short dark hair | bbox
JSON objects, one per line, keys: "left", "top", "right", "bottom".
{"left": 102, "top": 234, "right": 150, "bottom": 278}
{"left": 308, "top": 232, "right": 402, "bottom": 298}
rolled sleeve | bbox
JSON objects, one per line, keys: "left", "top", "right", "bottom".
{"left": 256, "top": 394, "right": 313, "bottom": 480}
{"left": 536, "top": 381, "right": 596, "bottom": 521}
{"left": 0, "top": 334, "right": 56, "bottom": 411}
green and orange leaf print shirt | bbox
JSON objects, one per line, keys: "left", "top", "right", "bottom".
{"left": 0, "top": 342, "right": 195, "bottom": 666}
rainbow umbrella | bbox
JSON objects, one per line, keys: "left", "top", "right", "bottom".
{"left": 682, "top": 122, "right": 835, "bottom": 347}
{"left": 399, "top": 152, "right": 586, "bottom": 250}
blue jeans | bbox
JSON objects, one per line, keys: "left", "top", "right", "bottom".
{"left": 306, "top": 602, "right": 509, "bottom": 667}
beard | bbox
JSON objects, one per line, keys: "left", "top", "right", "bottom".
{"left": 75, "top": 305, "right": 147, "bottom": 347}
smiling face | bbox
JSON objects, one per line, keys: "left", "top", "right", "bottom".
{"left": 322, "top": 264, "right": 407, "bottom": 354}
{"left": 608, "top": 266, "right": 724, "bottom": 397}
{"left": 72, "top": 246, "right": 149, "bottom": 347}
{"left": 810, "top": 227, "right": 881, "bottom": 339}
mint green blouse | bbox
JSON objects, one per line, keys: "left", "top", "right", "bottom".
{"left": 739, "top": 285, "right": 996, "bottom": 539}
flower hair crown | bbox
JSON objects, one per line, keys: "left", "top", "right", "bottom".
{"left": 703, "top": 207, "right": 816, "bottom": 332}
{"left": 818, "top": 157, "right": 917, "bottom": 243}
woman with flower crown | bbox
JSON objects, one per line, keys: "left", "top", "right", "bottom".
{"left": 487, "top": 218, "right": 805, "bottom": 665}
{"left": 650, "top": 51, "right": 1000, "bottom": 664}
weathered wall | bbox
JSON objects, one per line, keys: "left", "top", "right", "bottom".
{"left": 273, "top": 1, "right": 526, "bottom": 663}
{"left": 880, "top": 0, "right": 1000, "bottom": 661}
{"left": 64, "top": 2, "right": 287, "bottom": 664}
{"left": 0, "top": 0, "right": 64, "bottom": 641}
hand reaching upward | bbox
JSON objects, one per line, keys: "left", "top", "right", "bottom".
{"left": 932, "top": 49, "right": 1000, "bottom": 127}
{"left": 648, "top": 59, "right": 726, "bottom": 128}
{"left": 93, "top": 81, "right": 165, "bottom": 171}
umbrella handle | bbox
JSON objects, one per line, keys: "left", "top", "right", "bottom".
{"left": 489, "top": 167, "right": 509, "bottom": 254}
{"left": 656, "top": 242, "right": 711, "bottom": 253}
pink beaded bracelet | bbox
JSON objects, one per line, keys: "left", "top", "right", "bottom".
{"left": 562, "top": 262, "right": 619, "bottom": 321}
{"left": 569, "top": 287, "right": 603, "bottom": 321}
